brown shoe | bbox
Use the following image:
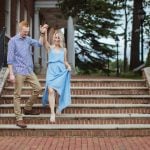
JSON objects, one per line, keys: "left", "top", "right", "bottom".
{"left": 16, "top": 120, "right": 27, "bottom": 128}
{"left": 23, "top": 109, "right": 40, "bottom": 115}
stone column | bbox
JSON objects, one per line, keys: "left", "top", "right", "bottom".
{"left": 34, "top": 8, "right": 40, "bottom": 74}
{"left": 67, "top": 16, "right": 75, "bottom": 74}
{"left": 41, "top": 47, "right": 47, "bottom": 74}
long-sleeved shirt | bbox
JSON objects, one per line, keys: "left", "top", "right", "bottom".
{"left": 7, "top": 34, "right": 42, "bottom": 75}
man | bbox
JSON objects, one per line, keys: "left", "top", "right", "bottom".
{"left": 7, "top": 20, "right": 46, "bottom": 128}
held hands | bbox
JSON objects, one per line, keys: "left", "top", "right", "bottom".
{"left": 43, "top": 24, "right": 49, "bottom": 29}
{"left": 40, "top": 24, "right": 49, "bottom": 34}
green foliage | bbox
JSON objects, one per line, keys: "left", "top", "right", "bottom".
{"left": 145, "top": 48, "right": 150, "bottom": 67}
{"left": 58, "top": 0, "right": 123, "bottom": 73}
{"left": 57, "top": 0, "right": 86, "bottom": 18}
{"left": 144, "top": 1, "right": 150, "bottom": 41}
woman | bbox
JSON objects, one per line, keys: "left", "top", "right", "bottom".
{"left": 42, "top": 26, "right": 71, "bottom": 123}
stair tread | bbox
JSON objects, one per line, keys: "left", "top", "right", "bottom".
{"left": 38, "top": 79, "right": 146, "bottom": 82}
{"left": 0, "top": 103, "right": 150, "bottom": 108}
{"left": 0, "top": 124, "right": 150, "bottom": 129}
{"left": 1, "top": 73, "right": 150, "bottom": 136}
{"left": 1, "top": 113, "right": 150, "bottom": 118}
{"left": 4, "top": 87, "right": 148, "bottom": 89}
{"left": 2, "top": 94, "right": 150, "bottom": 98}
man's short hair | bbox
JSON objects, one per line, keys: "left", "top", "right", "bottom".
{"left": 19, "top": 20, "right": 29, "bottom": 29}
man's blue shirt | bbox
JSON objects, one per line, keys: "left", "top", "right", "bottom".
{"left": 7, "top": 34, "right": 42, "bottom": 75}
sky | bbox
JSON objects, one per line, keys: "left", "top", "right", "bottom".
{"left": 71, "top": 1, "right": 150, "bottom": 64}
{"left": 99, "top": 1, "right": 150, "bottom": 63}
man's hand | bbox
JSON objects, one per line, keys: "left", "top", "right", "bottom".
{"left": 43, "top": 24, "right": 49, "bottom": 29}
{"left": 9, "top": 73, "right": 15, "bottom": 83}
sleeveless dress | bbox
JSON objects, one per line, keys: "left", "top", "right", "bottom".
{"left": 42, "top": 48, "right": 71, "bottom": 112}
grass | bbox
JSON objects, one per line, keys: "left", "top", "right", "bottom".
{"left": 75, "top": 70, "right": 143, "bottom": 79}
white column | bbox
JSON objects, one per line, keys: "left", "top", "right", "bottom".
{"left": 67, "top": 16, "right": 75, "bottom": 74}
{"left": 34, "top": 8, "right": 40, "bottom": 73}
{"left": 41, "top": 47, "right": 47, "bottom": 74}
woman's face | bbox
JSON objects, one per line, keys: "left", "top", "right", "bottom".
{"left": 53, "top": 33, "right": 60, "bottom": 46}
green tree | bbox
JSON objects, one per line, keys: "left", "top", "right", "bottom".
{"left": 130, "top": 0, "right": 150, "bottom": 70}
{"left": 58, "top": 0, "right": 122, "bottom": 73}
{"left": 112, "top": 0, "right": 150, "bottom": 71}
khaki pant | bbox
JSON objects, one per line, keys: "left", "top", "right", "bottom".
{"left": 14, "top": 73, "right": 42, "bottom": 121}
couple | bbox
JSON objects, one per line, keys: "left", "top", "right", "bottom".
{"left": 7, "top": 20, "right": 71, "bottom": 128}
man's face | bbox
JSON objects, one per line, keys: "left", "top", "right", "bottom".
{"left": 20, "top": 26, "right": 29, "bottom": 38}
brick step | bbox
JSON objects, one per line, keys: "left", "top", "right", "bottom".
{"left": 2, "top": 87, "right": 149, "bottom": 95}
{"left": 1, "top": 97, "right": 149, "bottom": 105}
{"left": 5, "top": 79, "right": 146, "bottom": 87}
{"left": 0, "top": 104, "right": 149, "bottom": 114}
{"left": 1, "top": 95, "right": 150, "bottom": 104}
{"left": 0, "top": 114, "right": 149, "bottom": 124}
{"left": 0, "top": 124, "right": 149, "bottom": 137}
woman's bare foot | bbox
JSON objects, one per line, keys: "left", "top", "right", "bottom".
{"left": 50, "top": 114, "right": 55, "bottom": 123}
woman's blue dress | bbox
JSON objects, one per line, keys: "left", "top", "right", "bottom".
{"left": 42, "top": 48, "right": 71, "bottom": 112}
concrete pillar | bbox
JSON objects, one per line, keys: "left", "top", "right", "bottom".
{"left": 41, "top": 47, "right": 47, "bottom": 74}
{"left": 67, "top": 16, "right": 75, "bottom": 74}
{"left": 34, "top": 8, "right": 40, "bottom": 74}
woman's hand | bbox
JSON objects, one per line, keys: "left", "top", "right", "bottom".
{"left": 40, "top": 24, "right": 48, "bottom": 34}
{"left": 67, "top": 66, "right": 71, "bottom": 71}
{"left": 43, "top": 24, "right": 49, "bottom": 29}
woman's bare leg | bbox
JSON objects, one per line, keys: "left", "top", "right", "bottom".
{"left": 48, "top": 88, "right": 55, "bottom": 122}
{"left": 55, "top": 94, "right": 61, "bottom": 115}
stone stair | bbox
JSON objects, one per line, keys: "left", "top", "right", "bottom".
{"left": 0, "top": 73, "right": 150, "bottom": 137}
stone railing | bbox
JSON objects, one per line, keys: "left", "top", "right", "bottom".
{"left": 142, "top": 67, "right": 150, "bottom": 93}
{"left": 0, "top": 27, "right": 6, "bottom": 70}
{"left": 0, "top": 67, "right": 9, "bottom": 96}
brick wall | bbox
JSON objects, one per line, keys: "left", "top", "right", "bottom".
{"left": 0, "top": 0, "right": 35, "bottom": 37}
{"left": 0, "top": 0, "right": 5, "bottom": 31}
{"left": 10, "top": 0, "right": 17, "bottom": 36}
{"left": 20, "top": 0, "right": 34, "bottom": 22}
{"left": 20, "top": 0, "right": 25, "bottom": 21}
{"left": 0, "top": 0, "right": 34, "bottom": 37}
{"left": 13, "top": 0, "right": 35, "bottom": 36}
{"left": 25, "top": 0, "right": 34, "bottom": 19}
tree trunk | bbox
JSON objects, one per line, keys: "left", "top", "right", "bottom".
{"left": 123, "top": 0, "right": 128, "bottom": 72}
{"left": 130, "top": 0, "right": 142, "bottom": 70}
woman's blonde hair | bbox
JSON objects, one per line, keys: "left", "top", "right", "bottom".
{"left": 52, "top": 30, "right": 65, "bottom": 48}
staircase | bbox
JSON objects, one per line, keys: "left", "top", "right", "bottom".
{"left": 0, "top": 73, "right": 150, "bottom": 137}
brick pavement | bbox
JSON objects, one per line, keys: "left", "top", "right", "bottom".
{"left": 0, "top": 136, "right": 149, "bottom": 150}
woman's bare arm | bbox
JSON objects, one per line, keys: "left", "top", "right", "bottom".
{"left": 64, "top": 48, "right": 71, "bottom": 71}
{"left": 43, "top": 30, "right": 51, "bottom": 51}
{"left": 40, "top": 24, "right": 51, "bottom": 52}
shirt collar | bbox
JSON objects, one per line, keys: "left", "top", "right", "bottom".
{"left": 16, "top": 34, "right": 27, "bottom": 39}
